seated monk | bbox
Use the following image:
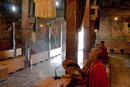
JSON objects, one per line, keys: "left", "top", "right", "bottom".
{"left": 82, "top": 48, "right": 108, "bottom": 87}
{"left": 65, "top": 48, "right": 108, "bottom": 87}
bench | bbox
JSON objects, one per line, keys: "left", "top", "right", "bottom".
{"left": 31, "top": 51, "right": 49, "bottom": 65}
{"left": 0, "top": 49, "right": 14, "bottom": 60}
{"left": 0, "top": 48, "right": 22, "bottom": 60}
{"left": 0, "top": 64, "right": 9, "bottom": 81}
{"left": 0, "top": 48, "right": 25, "bottom": 74}
{"left": 0, "top": 48, "right": 25, "bottom": 80}
{"left": 0, "top": 56, "right": 25, "bottom": 73}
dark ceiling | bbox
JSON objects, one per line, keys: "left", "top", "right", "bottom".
{"left": 0, "top": 0, "right": 130, "bottom": 23}
{"left": 0, "top": 0, "right": 22, "bottom": 23}
{"left": 99, "top": 0, "right": 130, "bottom": 8}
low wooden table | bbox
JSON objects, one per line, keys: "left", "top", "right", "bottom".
{"left": 35, "top": 77, "right": 71, "bottom": 87}
{"left": 0, "top": 64, "right": 9, "bottom": 81}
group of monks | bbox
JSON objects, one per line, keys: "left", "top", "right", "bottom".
{"left": 67, "top": 41, "right": 108, "bottom": 87}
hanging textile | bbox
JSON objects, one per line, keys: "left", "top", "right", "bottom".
{"left": 34, "top": 0, "right": 56, "bottom": 18}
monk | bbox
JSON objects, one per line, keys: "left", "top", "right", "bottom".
{"left": 68, "top": 48, "right": 108, "bottom": 87}
{"left": 87, "top": 48, "right": 108, "bottom": 87}
{"left": 99, "top": 41, "right": 108, "bottom": 63}
{"left": 66, "top": 48, "right": 108, "bottom": 87}
{"left": 81, "top": 48, "right": 108, "bottom": 87}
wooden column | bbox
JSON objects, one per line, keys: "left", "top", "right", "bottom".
{"left": 22, "top": 0, "right": 29, "bottom": 29}
{"left": 22, "top": 0, "right": 29, "bottom": 55}
{"left": 90, "top": 22, "right": 96, "bottom": 47}
{"left": 66, "top": 0, "right": 78, "bottom": 62}
{"left": 22, "top": 0, "right": 30, "bottom": 67}
{"left": 83, "top": 0, "right": 91, "bottom": 63}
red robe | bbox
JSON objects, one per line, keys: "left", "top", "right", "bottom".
{"left": 89, "top": 60, "right": 108, "bottom": 87}
{"left": 100, "top": 45, "right": 108, "bottom": 60}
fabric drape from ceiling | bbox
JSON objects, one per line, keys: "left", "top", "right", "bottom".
{"left": 34, "top": 0, "right": 56, "bottom": 18}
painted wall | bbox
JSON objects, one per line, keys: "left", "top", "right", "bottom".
{"left": 0, "top": 21, "right": 22, "bottom": 51}
{"left": 96, "top": 9, "right": 130, "bottom": 54}
{"left": 30, "top": 18, "right": 66, "bottom": 53}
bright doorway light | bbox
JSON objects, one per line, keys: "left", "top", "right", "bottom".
{"left": 78, "top": 26, "right": 84, "bottom": 68}
{"left": 78, "top": 27, "right": 84, "bottom": 49}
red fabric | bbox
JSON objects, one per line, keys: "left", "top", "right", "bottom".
{"left": 100, "top": 45, "right": 108, "bottom": 60}
{"left": 75, "top": 77, "right": 88, "bottom": 87}
{"left": 89, "top": 61, "right": 108, "bottom": 87}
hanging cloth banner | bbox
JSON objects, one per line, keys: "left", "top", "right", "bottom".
{"left": 34, "top": 0, "right": 56, "bottom": 18}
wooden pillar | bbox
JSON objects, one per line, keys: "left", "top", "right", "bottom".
{"left": 22, "top": 0, "right": 29, "bottom": 29}
{"left": 22, "top": 0, "right": 29, "bottom": 55}
{"left": 83, "top": 0, "right": 91, "bottom": 63}
{"left": 66, "top": 0, "right": 78, "bottom": 62}
{"left": 90, "top": 22, "right": 96, "bottom": 47}
{"left": 22, "top": 0, "right": 31, "bottom": 67}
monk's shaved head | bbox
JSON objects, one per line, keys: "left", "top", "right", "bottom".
{"left": 89, "top": 48, "right": 102, "bottom": 60}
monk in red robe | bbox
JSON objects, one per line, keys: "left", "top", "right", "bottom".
{"left": 88, "top": 48, "right": 108, "bottom": 87}
{"left": 66, "top": 48, "right": 108, "bottom": 87}
{"left": 99, "top": 41, "right": 108, "bottom": 63}
{"left": 82, "top": 48, "right": 108, "bottom": 87}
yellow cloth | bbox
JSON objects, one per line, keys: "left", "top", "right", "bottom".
{"left": 34, "top": 0, "right": 56, "bottom": 18}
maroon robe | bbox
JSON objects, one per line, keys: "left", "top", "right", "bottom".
{"left": 100, "top": 45, "right": 108, "bottom": 60}
{"left": 89, "top": 60, "right": 108, "bottom": 87}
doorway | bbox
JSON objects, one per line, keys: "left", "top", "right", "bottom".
{"left": 78, "top": 26, "right": 84, "bottom": 68}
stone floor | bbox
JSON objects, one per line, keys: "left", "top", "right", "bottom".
{"left": 0, "top": 53, "right": 130, "bottom": 87}
{"left": 109, "top": 54, "right": 130, "bottom": 87}
{"left": 0, "top": 55, "right": 65, "bottom": 87}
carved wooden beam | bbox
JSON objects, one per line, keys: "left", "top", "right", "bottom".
{"left": 91, "top": 5, "right": 99, "bottom": 21}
